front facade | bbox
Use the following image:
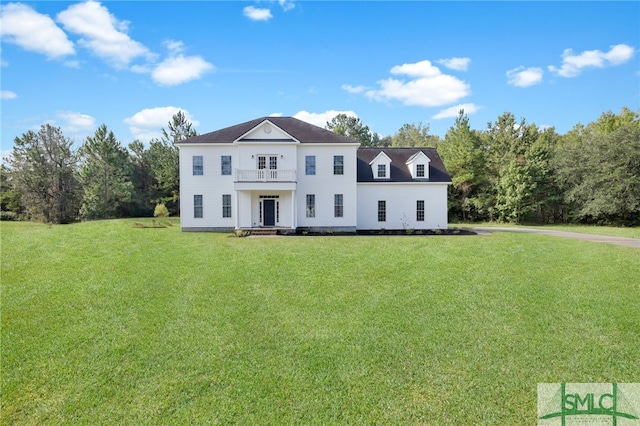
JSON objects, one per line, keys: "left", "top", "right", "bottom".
{"left": 177, "top": 117, "right": 451, "bottom": 232}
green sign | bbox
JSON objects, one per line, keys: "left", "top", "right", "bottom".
{"left": 538, "top": 383, "right": 640, "bottom": 425}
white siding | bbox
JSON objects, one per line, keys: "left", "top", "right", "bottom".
{"left": 357, "top": 183, "right": 448, "bottom": 230}
{"left": 296, "top": 145, "right": 358, "bottom": 230}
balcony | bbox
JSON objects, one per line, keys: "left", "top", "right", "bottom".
{"left": 235, "top": 169, "right": 296, "bottom": 182}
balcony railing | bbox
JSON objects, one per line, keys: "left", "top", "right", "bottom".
{"left": 235, "top": 169, "right": 296, "bottom": 182}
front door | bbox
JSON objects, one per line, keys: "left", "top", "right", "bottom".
{"left": 263, "top": 199, "right": 275, "bottom": 226}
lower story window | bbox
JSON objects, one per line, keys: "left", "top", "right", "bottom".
{"left": 334, "top": 194, "right": 343, "bottom": 218}
{"left": 417, "top": 200, "right": 425, "bottom": 221}
{"left": 378, "top": 200, "right": 386, "bottom": 222}
{"left": 194, "top": 194, "right": 203, "bottom": 218}
{"left": 306, "top": 194, "right": 315, "bottom": 218}
{"left": 222, "top": 194, "right": 231, "bottom": 218}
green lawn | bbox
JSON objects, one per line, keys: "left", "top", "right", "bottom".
{"left": 457, "top": 222, "right": 640, "bottom": 239}
{"left": 2, "top": 220, "right": 639, "bottom": 425}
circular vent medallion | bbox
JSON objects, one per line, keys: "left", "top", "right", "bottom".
{"left": 264, "top": 124, "right": 272, "bottom": 134}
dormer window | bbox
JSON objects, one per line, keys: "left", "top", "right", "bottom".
{"left": 370, "top": 151, "right": 392, "bottom": 180}
{"left": 406, "top": 151, "right": 431, "bottom": 179}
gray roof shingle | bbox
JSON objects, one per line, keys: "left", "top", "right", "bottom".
{"left": 177, "top": 116, "right": 358, "bottom": 144}
{"left": 357, "top": 147, "right": 451, "bottom": 183}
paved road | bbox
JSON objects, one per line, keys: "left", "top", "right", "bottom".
{"left": 473, "top": 227, "right": 640, "bottom": 248}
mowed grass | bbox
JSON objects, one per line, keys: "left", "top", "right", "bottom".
{"left": 2, "top": 220, "right": 639, "bottom": 425}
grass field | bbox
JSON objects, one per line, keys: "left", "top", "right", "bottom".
{"left": 2, "top": 220, "right": 639, "bottom": 425}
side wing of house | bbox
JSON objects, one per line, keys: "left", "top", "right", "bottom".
{"left": 356, "top": 148, "right": 451, "bottom": 230}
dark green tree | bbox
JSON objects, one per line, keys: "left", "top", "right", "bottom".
{"left": 326, "top": 113, "right": 381, "bottom": 146}
{"left": 392, "top": 122, "right": 440, "bottom": 147}
{"left": 147, "top": 111, "right": 197, "bottom": 214}
{"left": 6, "top": 125, "right": 80, "bottom": 223}
{"left": 438, "top": 110, "right": 487, "bottom": 221}
{"left": 78, "top": 124, "right": 134, "bottom": 219}
{"left": 555, "top": 109, "right": 640, "bottom": 225}
{"left": 128, "top": 140, "right": 155, "bottom": 217}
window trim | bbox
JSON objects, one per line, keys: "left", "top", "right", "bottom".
{"left": 222, "top": 194, "right": 232, "bottom": 218}
{"left": 333, "top": 155, "right": 344, "bottom": 175}
{"left": 416, "top": 164, "right": 425, "bottom": 178}
{"left": 306, "top": 194, "right": 315, "bottom": 218}
{"left": 221, "top": 155, "right": 232, "bottom": 176}
{"left": 334, "top": 194, "right": 343, "bottom": 218}
{"left": 193, "top": 155, "right": 203, "bottom": 176}
{"left": 378, "top": 200, "right": 386, "bottom": 222}
{"left": 417, "top": 200, "right": 425, "bottom": 222}
{"left": 305, "top": 155, "right": 316, "bottom": 175}
{"left": 194, "top": 194, "right": 203, "bottom": 218}
{"left": 377, "top": 164, "right": 386, "bottom": 178}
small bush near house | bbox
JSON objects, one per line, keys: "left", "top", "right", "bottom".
{"left": 154, "top": 203, "right": 170, "bottom": 218}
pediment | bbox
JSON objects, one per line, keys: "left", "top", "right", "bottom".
{"left": 235, "top": 119, "right": 299, "bottom": 143}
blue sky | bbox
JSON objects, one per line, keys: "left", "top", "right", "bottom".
{"left": 1, "top": 1, "right": 638, "bottom": 154}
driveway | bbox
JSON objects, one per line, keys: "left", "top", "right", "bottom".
{"left": 473, "top": 227, "right": 640, "bottom": 248}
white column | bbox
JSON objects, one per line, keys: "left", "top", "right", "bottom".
{"left": 234, "top": 190, "right": 240, "bottom": 229}
{"left": 291, "top": 189, "right": 297, "bottom": 229}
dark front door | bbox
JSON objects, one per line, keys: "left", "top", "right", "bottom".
{"left": 263, "top": 199, "right": 275, "bottom": 226}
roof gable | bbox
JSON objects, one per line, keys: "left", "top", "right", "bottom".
{"left": 236, "top": 119, "right": 298, "bottom": 143}
{"left": 368, "top": 151, "right": 392, "bottom": 165}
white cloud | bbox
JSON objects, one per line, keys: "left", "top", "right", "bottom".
{"left": 57, "top": 111, "right": 96, "bottom": 134}
{"left": 293, "top": 110, "right": 358, "bottom": 128}
{"left": 0, "top": 3, "right": 75, "bottom": 59}
{"left": 548, "top": 43, "right": 635, "bottom": 77}
{"left": 151, "top": 55, "right": 215, "bottom": 86}
{"left": 364, "top": 60, "right": 471, "bottom": 107}
{"left": 57, "top": 0, "right": 151, "bottom": 69}
{"left": 1, "top": 90, "right": 17, "bottom": 100}
{"left": 243, "top": 6, "right": 273, "bottom": 21}
{"left": 437, "top": 57, "right": 471, "bottom": 71}
{"left": 279, "top": 0, "right": 295, "bottom": 12}
{"left": 124, "top": 106, "right": 199, "bottom": 142}
{"left": 432, "top": 103, "right": 480, "bottom": 120}
{"left": 506, "top": 66, "right": 543, "bottom": 87}
{"left": 341, "top": 84, "right": 368, "bottom": 94}
{"left": 164, "top": 39, "right": 185, "bottom": 55}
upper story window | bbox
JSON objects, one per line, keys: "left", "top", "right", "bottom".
{"left": 305, "top": 156, "right": 316, "bottom": 175}
{"left": 333, "top": 155, "right": 344, "bottom": 175}
{"left": 416, "top": 164, "right": 425, "bottom": 178}
{"left": 258, "top": 155, "right": 278, "bottom": 170}
{"left": 377, "top": 164, "right": 386, "bottom": 178}
{"left": 193, "top": 156, "right": 203, "bottom": 175}
{"left": 221, "top": 156, "right": 232, "bottom": 175}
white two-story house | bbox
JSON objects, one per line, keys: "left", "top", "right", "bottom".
{"left": 176, "top": 116, "right": 451, "bottom": 232}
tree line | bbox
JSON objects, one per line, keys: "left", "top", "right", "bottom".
{"left": 2, "top": 108, "right": 638, "bottom": 226}
{"left": 326, "top": 108, "right": 640, "bottom": 226}
{"left": 1, "top": 112, "right": 195, "bottom": 223}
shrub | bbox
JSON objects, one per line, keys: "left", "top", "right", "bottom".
{"left": 154, "top": 203, "right": 169, "bottom": 218}
{"left": 0, "top": 211, "right": 18, "bottom": 221}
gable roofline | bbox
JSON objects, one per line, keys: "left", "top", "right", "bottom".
{"left": 406, "top": 150, "right": 430, "bottom": 165}
{"left": 368, "top": 150, "right": 392, "bottom": 165}
{"left": 234, "top": 119, "right": 300, "bottom": 144}
{"left": 176, "top": 116, "right": 360, "bottom": 145}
